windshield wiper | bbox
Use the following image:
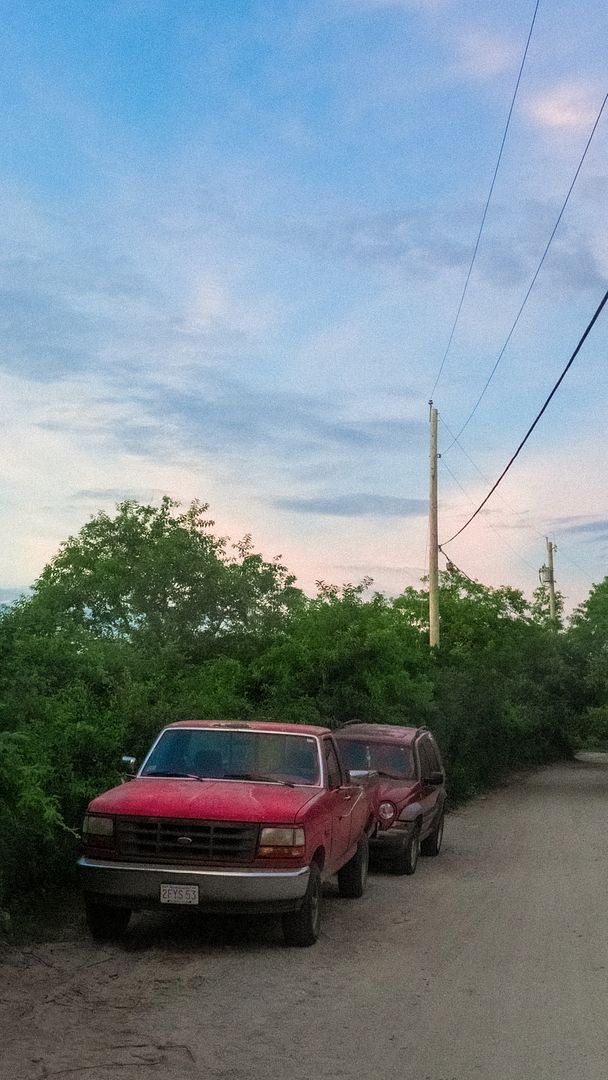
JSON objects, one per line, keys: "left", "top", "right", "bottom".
{"left": 374, "top": 770, "right": 408, "bottom": 780}
{"left": 223, "top": 772, "right": 296, "bottom": 787}
{"left": 144, "top": 771, "right": 206, "bottom": 782}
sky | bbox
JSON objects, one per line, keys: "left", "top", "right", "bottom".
{"left": 1, "top": 0, "right": 607, "bottom": 613}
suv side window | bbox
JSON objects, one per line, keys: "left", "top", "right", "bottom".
{"left": 417, "top": 739, "right": 433, "bottom": 781}
{"left": 324, "top": 740, "right": 343, "bottom": 790}
{"left": 428, "top": 734, "right": 443, "bottom": 772}
{"left": 424, "top": 737, "right": 441, "bottom": 774}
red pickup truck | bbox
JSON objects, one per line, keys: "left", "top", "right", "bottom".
{"left": 79, "top": 720, "right": 378, "bottom": 946}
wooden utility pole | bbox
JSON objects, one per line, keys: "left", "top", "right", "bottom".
{"left": 429, "top": 403, "right": 439, "bottom": 648}
{"left": 546, "top": 537, "right": 557, "bottom": 627}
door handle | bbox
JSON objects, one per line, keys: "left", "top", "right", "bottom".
{"left": 343, "top": 794, "right": 352, "bottom": 801}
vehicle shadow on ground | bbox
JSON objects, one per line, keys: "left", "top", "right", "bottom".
{"left": 119, "top": 880, "right": 346, "bottom": 952}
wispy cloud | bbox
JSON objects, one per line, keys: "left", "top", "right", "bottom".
{"left": 339, "top": 0, "right": 446, "bottom": 9}
{"left": 275, "top": 494, "right": 427, "bottom": 517}
{"left": 454, "top": 29, "right": 518, "bottom": 80}
{"left": 73, "top": 488, "right": 155, "bottom": 502}
{"left": 0, "top": 1, "right": 606, "bottom": 612}
{"left": 525, "top": 82, "right": 604, "bottom": 130}
{"left": 552, "top": 517, "right": 608, "bottom": 540}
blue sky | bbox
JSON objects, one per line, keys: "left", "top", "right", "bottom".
{"left": 1, "top": 0, "right": 607, "bottom": 610}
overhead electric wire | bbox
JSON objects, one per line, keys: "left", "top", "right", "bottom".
{"left": 441, "top": 285, "right": 608, "bottom": 547}
{"left": 439, "top": 456, "right": 538, "bottom": 573}
{"left": 443, "top": 91, "right": 608, "bottom": 450}
{"left": 438, "top": 548, "right": 477, "bottom": 585}
{"left": 429, "top": 0, "right": 541, "bottom": 398}
{"left": 440, "top": 417, "right": 604, "bottom": 582}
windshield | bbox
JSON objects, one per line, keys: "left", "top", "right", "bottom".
{"left": 141, "top": 729, "right": 321, "bottom": 786}
{"left": 338, "top": 738, "right": 415, "bottom": 781}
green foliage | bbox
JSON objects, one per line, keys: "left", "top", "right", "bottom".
{"left": 427, "top": 572, "right": 580, "bottom": 798}
{"left": 0, "top": 732, "right": 75, "bottom": 910}
{"left": 0, "top": 499, "right": 603, "bottom": 916}
{"left": 252, "top": 582, "right": 434, "bottom": 728}
{"left": 566, "top": 579, "right": 608, "bottom": 747}
{"left": 531, "top": 582, "right": 564, "bottom": 628}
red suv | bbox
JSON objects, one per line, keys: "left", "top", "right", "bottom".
{"left": 334, "top": 723, "right": 446, "bottom": 875}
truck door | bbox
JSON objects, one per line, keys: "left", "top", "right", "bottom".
{"left": 323, "top": 738, "right": 355, "bottom": 869}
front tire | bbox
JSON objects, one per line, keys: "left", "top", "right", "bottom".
{"left": 421, "top": 810, "right": 444, "bottom": 857}
{"left": 85, "top": 900, "right": 131, "bottom": 940}
{"left": 282, "top": 864, "right": 322, "bottom": 947}
{"left": 391, "top": 824, "right": 420, "bottom": 876}
{"left": 337, "top": 835, "right": 369, "bottom": 899}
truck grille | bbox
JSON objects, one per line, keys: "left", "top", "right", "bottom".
{"left": 116, "top": 817, "right": 259, "bottom": 863}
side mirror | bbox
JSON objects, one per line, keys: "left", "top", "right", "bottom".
{"left": 424, "top": 770, "right": 443, "bottom": 786}
{"left": 120, "top": 755, "right": 137, "bottom": 781}
{"left": 347, "top": 768, "right": 378, "bottom": 785}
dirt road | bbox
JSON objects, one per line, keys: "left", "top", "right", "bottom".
{"left": 2, "top": 755, "right": 607, "bottom": 1080}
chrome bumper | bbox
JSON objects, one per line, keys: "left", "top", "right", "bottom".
{"left": 78, "top": 857, "right": 310, "bottom": 912}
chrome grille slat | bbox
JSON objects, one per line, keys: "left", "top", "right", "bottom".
{"left": 116, "top": 817, "right": 259, "bottom": 862}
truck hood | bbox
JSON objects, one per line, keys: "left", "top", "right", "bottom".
{"left": 88, "top": 778, "right": 321, "bottom": 824}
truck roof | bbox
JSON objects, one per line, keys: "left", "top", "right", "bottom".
{"left": 334, "top": 723, "right": 421, "bottom": 746}
{"left": 165, "top": 719, "right": 333, "bottom": 737}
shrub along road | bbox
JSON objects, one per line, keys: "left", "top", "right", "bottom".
{"left": 1, "top": 755, "right": 607, "bottom": 1080}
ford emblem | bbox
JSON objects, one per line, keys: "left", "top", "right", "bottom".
{"left": 176, "top": 836, "right": 193, "bottom": 846}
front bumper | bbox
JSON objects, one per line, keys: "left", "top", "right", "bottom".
{"left": 371, "top": 822, "right": 414, "bottom": 851}
{"left": 79, "top": 857, "right": 311, "bottom": 914}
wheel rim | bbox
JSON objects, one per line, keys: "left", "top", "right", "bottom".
{"left": 436, "top": 817, "right": 444, "bottom": 852}
{"left": 410, "top": 831, "right": 419, "bottom": 868}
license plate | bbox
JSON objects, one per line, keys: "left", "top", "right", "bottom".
{"left": 160, "top": 884, "right": 199, "bottom": 905}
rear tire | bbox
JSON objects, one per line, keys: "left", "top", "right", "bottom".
{"left": 85, "top": 900, "right": 131, "bottom": 940}
{"left": 391, "top": 824, "right": 420, "bottom": 876}
{"left": 421, "top": 811, "right": 444, "bottom": 857}
{"left": 337, "top": 835, "right": 369, "bottom": 899}
{"left": 282, "top": 864, "right": 322, "bottom": 947}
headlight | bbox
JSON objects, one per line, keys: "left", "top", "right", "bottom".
{"left": 378, "top": 801, "right": 397, "bottom": 825}
{"left": 82, "top": 814, "right": 114, "bottom": 837}
{"left": 258, "top": 827, "right": 305, "bottom": 857}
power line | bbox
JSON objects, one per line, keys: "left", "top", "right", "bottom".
{"left": 441, "top": 285, "right": 608, "bottom": 547}
{"left": 437, "top": 547, "right": 478, "bottom": 585}
{"left": 429, "top": 0, "right": 540, "bottom": 398}
{"left": 544, "top": 531, "right": 602, "bottom": 581}
{"left": 440, "top": 416, "right": 604, "bottom": 581}
{"left": 443, "top": 91, "right": 608, "bottom": 450}
{"left": 440, "top": 456, "right": 538, "bottom": 572}
{"left": 441, "top": 416, "right": 538, "bottom": 539}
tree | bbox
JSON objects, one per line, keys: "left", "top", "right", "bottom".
{"left": 531, "top": 582, "right": 564, "bottom": 628}
{"left": 27, "top": 498, "right": 303, "bottom": 655}
{"left": 251, "top": 581, "right": 434, "bottom": 727}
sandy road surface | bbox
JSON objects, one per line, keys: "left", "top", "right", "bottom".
{"left": 1, "top": 755, "right": 607, "bottom": 1080}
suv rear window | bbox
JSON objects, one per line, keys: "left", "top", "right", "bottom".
{"left": 337, "top": 738, "right": 415, "bottom": 780}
